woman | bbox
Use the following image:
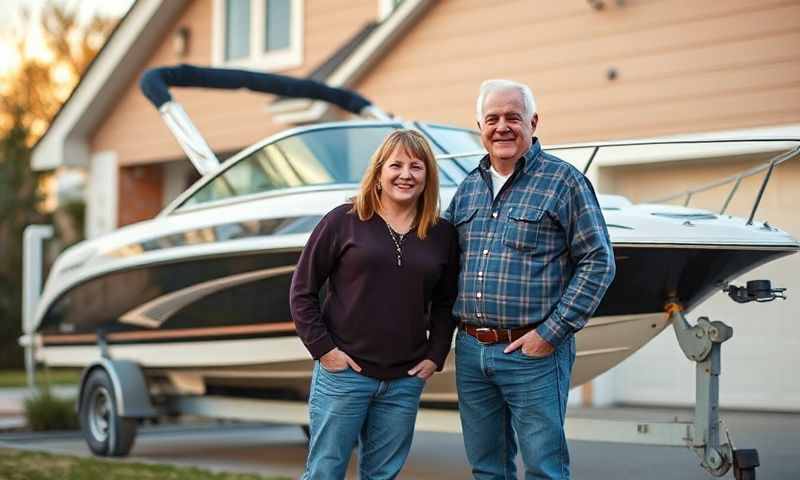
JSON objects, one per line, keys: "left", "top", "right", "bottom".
{"left": 290, "top": 129, "right": 458, "bottom": 480}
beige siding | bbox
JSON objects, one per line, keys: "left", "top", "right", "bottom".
{"left": 356, "top": 0, "right": 800, "bottom": 143}
{"left": 91, "top": 0, "right": 377, "bottom": 166}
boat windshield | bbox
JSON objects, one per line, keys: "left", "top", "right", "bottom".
{"left": 181, "top": 125, "right": 401, "bottom": 208}
{"left": 419, "top": 123, "right": 484, "bottom": 183}
{"left": 178, "top": 123, "right": 484, "bottom": 211}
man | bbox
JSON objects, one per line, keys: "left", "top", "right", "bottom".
{"left": 443, "top": 79, "right": 616, "bottom": 479}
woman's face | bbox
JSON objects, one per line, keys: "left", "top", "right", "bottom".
{"left": 378, "top": 147, "right": 427, "bottom": 208}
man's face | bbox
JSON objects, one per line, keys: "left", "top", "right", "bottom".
{"left": 478, "top": 89, "right": 537, "bottom": 164}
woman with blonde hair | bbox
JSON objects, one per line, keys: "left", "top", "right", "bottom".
{"left": 290, "top": 129, "right": 458, "bottom": 479}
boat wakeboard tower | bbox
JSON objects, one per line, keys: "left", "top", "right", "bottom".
{"left": 139, "top": 64, "right": 391, "bottom": 175}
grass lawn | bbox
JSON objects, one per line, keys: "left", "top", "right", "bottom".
{"left": 0, "top": 448, "right": 289, "bottom": 480}
{"left": 0, "top": 369, "right": 80, "bottom": 388}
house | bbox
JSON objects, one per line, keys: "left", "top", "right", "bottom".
{"left": 31, "top": 0, "right": 800, "bottom": 410}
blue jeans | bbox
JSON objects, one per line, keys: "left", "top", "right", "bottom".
{"left": 455, "top": 329, "right": 576, "bottom": 480}
{"left": 302, "top": 362, "right": 426, "bottom": 480}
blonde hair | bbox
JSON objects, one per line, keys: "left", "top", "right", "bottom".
{"left": 351, "top": 129, "right": 440, "bottom": 239}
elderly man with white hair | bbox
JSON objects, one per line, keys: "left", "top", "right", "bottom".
{"left": 443, "top": 80, "right": 616, "bottom": 479}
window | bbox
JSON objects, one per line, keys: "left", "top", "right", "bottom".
{"left": 180, "top": 125, "right": 401, "bottom": 209}
{"left": 224, "top": 0, "right": 250, "bottom": 61}
{"left": 265, "top": 0, "right": 291, "bottom": 51}
{"left": 214, "top": 0, "right": 303, "bottom": 70}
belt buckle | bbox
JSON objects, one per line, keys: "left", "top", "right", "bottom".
{"left": 475, "top": 327, "right": 498, "bottom": 345}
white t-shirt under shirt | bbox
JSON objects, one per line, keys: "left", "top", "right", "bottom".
{"left": 489, "top": 165, "right": 512, "bottom": 199}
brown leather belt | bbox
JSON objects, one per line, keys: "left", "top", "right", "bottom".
{"left": 461, "top": 323, "right": 536, "bottom": 345}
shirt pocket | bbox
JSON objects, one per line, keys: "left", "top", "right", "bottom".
{"left": 454, "top": 207, "right": 479, "bottom": 233}
{"left": 503, "top": 206, "right": 545, "bottom": 253}
{"left": 454, "top": 207, "right": 478, "bottom": 227}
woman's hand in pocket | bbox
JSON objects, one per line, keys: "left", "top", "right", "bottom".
{"left": 408, "top": 359, "right": 437, "bottom": 380}
{"left": 320, "top": 348, "right": 362, "bottom": 372}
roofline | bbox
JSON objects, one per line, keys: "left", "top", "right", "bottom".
{"left": 270, "top": 0, "right": 434, "bottom": 124}
{"left": 31, "top": 0, "right": 188, "bottom": 171}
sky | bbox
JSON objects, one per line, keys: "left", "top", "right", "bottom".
{"left": 0, "top": 0, "right": 134, "bottom": 73}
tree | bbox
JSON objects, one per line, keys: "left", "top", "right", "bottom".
{"left": 0, "top": 115, "right": 43, "bottom": 368}
{"left": 0, "top": 2, "right": 118, "bottom": 368}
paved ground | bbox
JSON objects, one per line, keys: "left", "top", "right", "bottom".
{"left": 2, "top": 406, "right": 798, "bottom": 479}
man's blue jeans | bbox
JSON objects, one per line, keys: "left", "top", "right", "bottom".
{"left": 455, "top": 329, "right": 576, "bottom": 480}
{"left": 301, "top": 361, "right": 426, "bottom": 480}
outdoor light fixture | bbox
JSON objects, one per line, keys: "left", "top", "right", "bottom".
{"left": 587, "top": 0, "right": 625, "bottom": 10}
{"left": 587, "top": 0, "right": 605, "bottom": 10}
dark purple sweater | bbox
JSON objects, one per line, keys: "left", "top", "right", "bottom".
{"left": 290, "top": 204, "right": 459, "bottom": 380}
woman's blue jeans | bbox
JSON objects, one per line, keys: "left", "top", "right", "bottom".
{"left": 455, "top": 329, "right": 576, "bottom": 480}
{"left": 301, "top": 361, "right": 426, "bottom": 480}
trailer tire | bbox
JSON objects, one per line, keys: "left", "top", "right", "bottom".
{"left": 79, "top": 369, "right": 137, "bottom": 457}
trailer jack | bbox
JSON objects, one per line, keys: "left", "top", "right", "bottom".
{"left": 668, "top": 303, "right": 758, "bottom": 478}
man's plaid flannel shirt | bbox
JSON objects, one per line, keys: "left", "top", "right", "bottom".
{"left": 443, "top": 139, "right": 616, "bottom": 347}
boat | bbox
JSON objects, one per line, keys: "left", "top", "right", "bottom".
{"left": 22, "top": 65, "right": 798, "bottom": 413}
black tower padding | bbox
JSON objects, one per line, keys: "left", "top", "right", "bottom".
{"left": 140, "top": 64, "right": 372, "bottom": 114}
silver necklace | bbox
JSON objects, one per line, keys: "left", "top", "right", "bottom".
{"left": 384, "top": 221, "right": 407, "bottom": 267}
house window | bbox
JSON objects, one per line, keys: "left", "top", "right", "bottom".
{"left": 265, "top": 0, "right": 291, "bottom": 51}
{"left": 214, "top": 0, "right": 303, "bottom": 70}
{"left": 225, "top": 0, "right": 250, "bottom": 60}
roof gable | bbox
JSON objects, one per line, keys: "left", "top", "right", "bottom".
{"left": 31, "top": 0, "right": 188, "bottom": 171}
{"left": 31, "top": 0, "right": 433, "bottom": 169}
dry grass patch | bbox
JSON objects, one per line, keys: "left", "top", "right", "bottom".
{"left": 0, "top": 448, "right": 289, "bottom": 480}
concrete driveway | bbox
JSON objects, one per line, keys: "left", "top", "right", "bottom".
{"left": 2, "top": 407, "right": 798, "bottom": 479}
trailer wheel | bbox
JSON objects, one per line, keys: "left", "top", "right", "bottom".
{"left": 79, "top": 369, "right": 137, "bottom": 457}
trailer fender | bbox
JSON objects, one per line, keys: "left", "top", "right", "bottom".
{"left": 77, "top": 359, "right": 157, "bottom": 418}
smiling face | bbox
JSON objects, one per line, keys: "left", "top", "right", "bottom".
{"left": 378, "top": 146, "right": 427, "bottom": 209}
{"left": 479, "top": 88, "right": 538, "bottom": 170}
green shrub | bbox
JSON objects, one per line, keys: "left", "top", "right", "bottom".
{"left": 23, "top": 390, "right": 79, "bottom": 431}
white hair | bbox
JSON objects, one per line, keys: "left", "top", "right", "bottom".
{"left": 475, "top": 79, "right": 537, "bottom": 123}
